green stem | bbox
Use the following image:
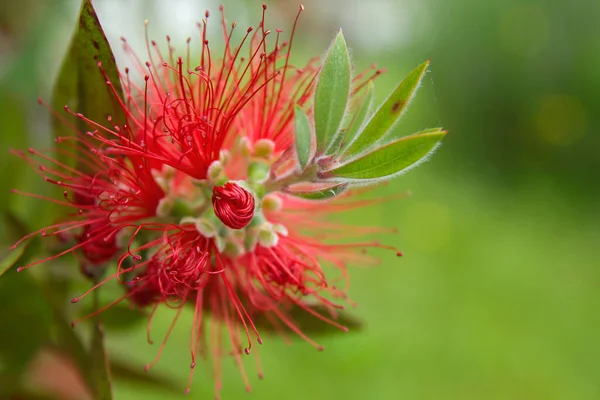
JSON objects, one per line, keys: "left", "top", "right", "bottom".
{"left": 265, "top": 164, "right": 318, "bottom": 193}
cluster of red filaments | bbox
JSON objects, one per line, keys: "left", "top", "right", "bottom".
{"left": 10, "top": 4, "right": 398, "bottom": 398}
{"left": 212, "top": 182, "right": 255, "bottom": 229}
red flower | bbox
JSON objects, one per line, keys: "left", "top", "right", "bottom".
{"left": 11, "top": 4, "right": 396, "bottom": 398}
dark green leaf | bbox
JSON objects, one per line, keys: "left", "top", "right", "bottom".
{"left": 255, "top": 304, "right": 363, "bottom": 336}
{"left": 82, "top": 303, "right": 145, "bottom": 331}
{"left": 343, "top": 60, "right": 430, "bottom": 157}
{"left": 314, "top": 30, "right": 351, "bottom": 155}
{"left": 324, "top": 130, "right": 446, "bottom": 180}
{"left": 341, "top": 80, "right": 375, "bottom": 153}
{"left": 294, "top": 106, "right": 312, "bottom": 171}
{"left": 110, "top": 358, "right": 182, "bottom": 394}
{"left": 284, "top": 182, "right": 348, "bottom": 200}
{"left": 52, "top": 0, "right": 124, "bottom": 169}
{"left": 0, "top": 268, "right": 53, "bottom": 375}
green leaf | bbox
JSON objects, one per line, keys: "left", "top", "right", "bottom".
{"left": 324, "top": 130, "right": 446, "bottom": 180}
{"left": 415, "top": 127, "right": 445, "bottom": 135}
{"left": 110, "top": 358, "right": 182, "bottom": 394}
{"left": 52, "top": 0, "right": 124, "bottom": 169}
{"left": 83, "top": 303, "right": 145, "bottom": 331}
{"left": 314, "top": 30, "right": 351, "bottom": 155}
{"left": 343, "top": 60, "right": 430, "bottom": 158}
{"left": 284, "top": 182, "right": 348, "bottom": 200}
{"left": 254, "top": 304, "right": 363, "bottom": 336}
{"left": 294, "top": 106, "right": 312, "bottom": 171}
{"left": 341, "top": 80, "right": 375, "bottom": 152}
{"left": 0, "top": 244, "right": 25, "bottom": 278}
{"left": 0, "top": 268, "right": 53, "bottom": 376}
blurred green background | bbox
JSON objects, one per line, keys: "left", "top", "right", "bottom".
{"left": 1, "top": 0, "right": 599, "bottom": 399}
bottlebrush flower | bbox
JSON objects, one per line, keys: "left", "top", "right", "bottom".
{"left": 9, "top": 2, "right": 445, "bottom": 398}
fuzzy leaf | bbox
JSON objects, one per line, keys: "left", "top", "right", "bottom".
{"left": 325, "top": 130, "right": 446, "bottom": 180}
{"left": 416, "top": 127, "right": 445, "bottom": 135}
{"left": 342, "top": 80, "right": 375, "bottom": 152}
{"left": 343, "top": 61, "right": 430, "bottom": 157}
{"left": 294, "top": 106, "right": 312, "bottom": 171}
{"left": 314, "top": 30, "right": 351, "bottom": 155}
{"left": 52, "top": 0, "right": 124, "bottom": 169}
{"left": 284, "top": 182, "right": 348, "bottom": 200}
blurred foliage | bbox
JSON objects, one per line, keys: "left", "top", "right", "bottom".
{"left": 0, "top": 0, "right": 598, "bottom": 399}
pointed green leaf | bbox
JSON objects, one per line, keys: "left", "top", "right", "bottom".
{"left": 314, "top": 30, "right": 351, "bottom": 155}
{"left": 0, "top": 244, "right": 25, "bottom": 278}
{"left": 341, "top": 80, "right": 375, "bottom": 152}
{"left": 294, "top": 106, "right": 312, "bottom": 171}
{"left": 325, "top": 130, "right": 446, "bottom": 180}
{"left": 415, "top": 127, "right": 445, "bottom": 135}
{"left": 284, "top": 182, "right": 348, "bottom": 200}
{"left": 52, "top": 0, "right": 124, "bottom": 169}
{"left": 343, "top": 60, "right": 430, "bottom": 157}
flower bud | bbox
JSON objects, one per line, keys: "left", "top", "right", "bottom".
{"left": 212, "top": 182, "right": 255, "bottom": 229}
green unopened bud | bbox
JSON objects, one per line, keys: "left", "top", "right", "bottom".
{"left": 253, "top": 139, "right": 275, "bottom": 159}
{"left": 223, "top": 238, "right": 245, "bottom": 258}
{"left": 258, "top": 223, "right": 279, "bottom": 248}
{"left": 248, "top": 160, "right": 270, "bottom": 184}
{"left": 156, "top": 197, "right": 174, "bottom": 217}
{"left": 234, "top": 136, "right": 251, "bottom": 157}
{"left": 262, "top": 194, "right": 283, "bottom": 212}
{"left": 207, "top": 160, "right": 226, "bottom": 185}
{"left": 195, "top": 218, "right": 218, "bottom": 238}
{"left": 272, "top": 223, "right": 288, "bottom": 237}
{"left": 219, "top": 149, "right": 231, "bottom": 165}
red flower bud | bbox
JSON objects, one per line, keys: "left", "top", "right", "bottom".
{"left": 212, "top": 182, "right": 255, "bottom": 229}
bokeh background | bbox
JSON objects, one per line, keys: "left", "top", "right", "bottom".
{"left": 1, "top": 0, "right": 599, "bottom": 399}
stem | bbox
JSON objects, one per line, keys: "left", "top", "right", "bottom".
{"left": 89, "top": 277, "right": 114, "bottom": 400}
{"left": 264, "top": 164, "right": 318, "bottom": 193}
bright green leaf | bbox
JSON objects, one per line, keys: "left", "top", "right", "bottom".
{"left": 284, "top": 182, "right": 348, "bottom": 200}
{"left": 414, "top": 127, "right": 445, "bottom": 135}
{"left": 341, "top": 80, "right": 375, "bottom": 153}
{"left": 325, "top": 131, "right": 446, "bottom": 180}
{"left": 52, "top": 0, "right": 124, "bottom": 170}
{"left": 343, "top": 60, "right": 430, "bottom": 158}
{"left": 294, "top": 106, "right": 312, "bottom": 171}
{"left": 314, "top": 30, "right": 351, "bottom": 155}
